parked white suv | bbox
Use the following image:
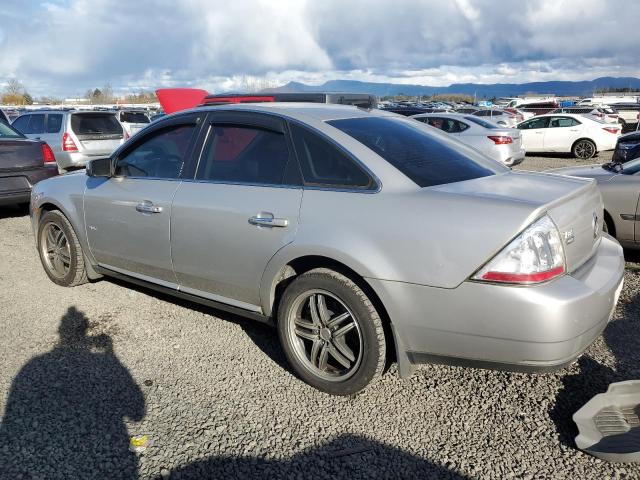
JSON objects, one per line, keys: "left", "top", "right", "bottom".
{"left": 117, "top": 110, "right": 151, "bottom": 138}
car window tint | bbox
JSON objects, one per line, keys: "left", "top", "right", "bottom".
{"left": 27, "top": 114, "right": 45, "bottom": 134}
{"left": 71, "top": 113, "right": 123, "bottom": 137}
{"left": 518, "top": 117, "right": 549, "bottom": 129}
{"left": 120, "top": 112, "right": 150, "bottom": 123}
{"left": 11, "top": 115, "right": 30, "bottom": 133}
{"left": 549, "top": 117, "right": 580, "bottom": 128}
{"left": 46, "top": 114, "right": 63, "bottom": 133}
{"left": 197, "top": 125, "right": 292, "bottom": 185}
{"left": 115, "top": 124, "right": 196, "bottom": 179}
{"left": 328, "top": 117, "right": 501, "bottom": 188}
{"left": 290, "top": 123, "right": 372, "bottom": 189}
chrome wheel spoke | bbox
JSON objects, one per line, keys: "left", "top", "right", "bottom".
{"left": 309, "top": 295, "right": 322, "bottom": 326}
{"left": 294, "top": 317, "right": 316, "bottom": 330}
{"left": 52, "top": 255, "right": 65, "bottom": 275}
{"left": 328, "top": 343, "right": 351, "bottom": 369}
{"left": 46, "top": 227, "right": 57, "bottom": 247}
{"left": 316, "top": 294, "right": 331, "bottom": 325}
{"left": 333, "top": 322, "right": 356, "bottom": 339}
{"left": 327, "top": 311, "right": 350, "bottom": 330}
{"left": 294, "top": 327, "right": 319, "bottom": 341}
{"left": 58, "top": 250, "right": 71, "bottom": 264}
{"left": 318, "top": 344, "right": 329, "bottom": 371}
{"left": 333, "top": 337, "right": 356, "bottom": 362}
{"left": 310, "top": 340, "right": 322, "bottom": 367}
{"left": 54, "top": 228, "right": 65, "bottom": 247}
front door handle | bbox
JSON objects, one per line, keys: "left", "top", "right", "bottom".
{"left": 249, "top": 212, "right": 288, "bottom": 228}
{"left": 136, "top": 201, "right": 163, "bottom": 214}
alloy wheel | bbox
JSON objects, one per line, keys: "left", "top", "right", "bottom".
{"left": 287, "top": 289, "right": 363, "bottom": 381}
{"left": 574, "top": 140, "right": 595, "bottom": 159}
{"left": 40, "top": 222, "right": 71, "bottom": 279}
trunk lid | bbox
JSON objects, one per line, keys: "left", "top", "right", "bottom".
{"left": 70, "top": 112, "right": 124, "bottom": 154}
{"left": 429, "top": 171, "right": 603, "bottom": 273}
{"left": 0, "top": 139, "right": 45, "bottom": 170}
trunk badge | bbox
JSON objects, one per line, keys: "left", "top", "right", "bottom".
{"left": 564, "top": 229, "right": 575, "bottom": 245}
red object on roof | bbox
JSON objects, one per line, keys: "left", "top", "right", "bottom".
{"left": 156, "top": 88, "right": 208, "bottom": 114}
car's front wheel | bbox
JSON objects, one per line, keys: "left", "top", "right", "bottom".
{"left": 37, "top": 210, "right": 88, "bottom": 287}
{"left": 277, "top": 268, "right": 386, "bottom": 395}
{"left": 572, "top": 139, "right": 597, "bottom": 159}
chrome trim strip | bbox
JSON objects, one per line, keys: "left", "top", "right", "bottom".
{"left": 179, "top": 286, "right": 262, "bottom": 313}
{"left": 98, "top": 264, "right": 179, "bottom": 290}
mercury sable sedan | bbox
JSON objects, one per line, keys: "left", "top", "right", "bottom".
{"left": 30, "top": 104, "right": 625, "bottom": 395}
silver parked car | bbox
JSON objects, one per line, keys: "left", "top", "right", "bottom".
{"left": 550, "top": 158, "right": 640, "bottom": 249}
{"left": 30, "top": 104, "right": 625, "bottom": 395}
{"left": 411, "top": 113, "right": 525, "bottom": 166}
{"left": 12, "top": 110, "right": 125, "bottom": 172}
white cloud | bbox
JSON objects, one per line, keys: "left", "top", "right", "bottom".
{"left": 0, "top": 0, "right": 639, "bottom": 97}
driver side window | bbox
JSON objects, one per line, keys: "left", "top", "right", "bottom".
{"left": 115, "top": 124, "right": 196, "bottom": 179}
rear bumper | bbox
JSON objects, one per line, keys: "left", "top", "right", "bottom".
{"left": 369, "top": 235, "right": 625, "bottom": 375}
{"left": 0, "top": 166, "right": 58, "bottom": 206}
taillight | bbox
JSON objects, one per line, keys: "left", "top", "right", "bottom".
{"left": 62, "top": 132, "right": 78, "bottom": 151}
{"left": 603, "top": 127, "right": 619, "bottom": 134}
{"left": 487, "top": 135, "right": 513, "bottom": 145}
{"left": 473, "top": 215, "right": 565, "bottom": 285}
{"left": 41, "top": 143, "right": 56, "bottom": 163}
{"left": 123, "top": 131, "right": 130, "bottom": 140}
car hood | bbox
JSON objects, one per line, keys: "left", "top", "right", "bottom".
{"left": 547, "top": 164, "right": 617, "bottom": 182}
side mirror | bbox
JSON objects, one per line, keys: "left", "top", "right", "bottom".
{"left": 86, "top": 157, "right": 112, "bottom": 177}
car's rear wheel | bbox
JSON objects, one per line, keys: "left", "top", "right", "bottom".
{"left": 37, "top": 210, "right": 88, "bottom": 287}
{"left": 572, "top": 139, "right": 596, "bottom": 159}
{"left": 277, "top": 268, "right": 385, "bottom": 395}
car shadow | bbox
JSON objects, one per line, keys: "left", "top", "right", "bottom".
{"left": 169, "top": 434, "right": 468, "bottom": 480}
{"left": 0, "top": 306, "right": 145, "bottom": 478}
{"left": 549, "top": 287, "right": 640, "bottom": 449}
{"left": 104, "top": 277, "right": 293, "bottom": 375}
{"left": 0, "top": 203, "right": 29, "bottom": 219}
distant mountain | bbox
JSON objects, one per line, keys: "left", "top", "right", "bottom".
{"left": 263, "top": 77, "right": 640, "bottom": 98}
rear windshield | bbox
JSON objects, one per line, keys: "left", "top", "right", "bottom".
{"left": 327, "top": 117, "right": 504, "bottom": 188}
{"left": 464, "top": 116, "right": 499, "bottom": 129}
{"left": 0, "top": 122, "right": 24, "bottom": 139}
{"left": 71, "top": 113, "right": 123, "bottom": 137}
{"left": 120, "top": 111, "right": 150, "bottom": 123}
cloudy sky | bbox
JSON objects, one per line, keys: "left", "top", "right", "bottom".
{"left": 0, "top": 0, "right": 637, "bottom": 98}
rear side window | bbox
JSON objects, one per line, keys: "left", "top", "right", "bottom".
{"left": 120, "top": 112, "right": 150, "bottom": 123}
{"left": 465, "top": 116, "right": 499, "bottom": 129}
{"left": 290, "top": 123, "right": 373, "bottom": 189}
{"left": 328, "top": 117, "right": 500, "bottom": 188}
{"left": 25, "top": 114, "right": 45, "bottom": 134}
{"left": 115, "top": 124, "right": 196, "bottom": 179}
{"left": 549, "top": 117, "right": 580, "bottom": 128}
{"left": 46, "top": 114, "right": 62, "bottom": 133}
{"left": 518, "top": 117, "right": 550, "bottom": 129}
{"left": 197, "top": 125, "right": 295, "bottom": 186}
{"left": 11, "top": 115, "right": 29, "bottom": 132}
{"left": 71, "top": 113, "right": 123, "bottom": 138}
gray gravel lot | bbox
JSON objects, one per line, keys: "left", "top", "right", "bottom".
{"left": 1, "top": 152, "right": 639, "bottom": 479}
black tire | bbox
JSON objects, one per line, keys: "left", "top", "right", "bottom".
{"left": 277, "top": 268, "right": 385, "bottom": 395}
{"left": 572, "top": 139, "right": 597, "bottom": 159}
{"left": 37, "top": 210, "right": 88, "bottom": 287}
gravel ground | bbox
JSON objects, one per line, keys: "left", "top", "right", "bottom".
{"left": 0, "top": 152, "right": 639, "bottom": 479}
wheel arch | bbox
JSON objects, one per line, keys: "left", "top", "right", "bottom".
{"left": 262, "top": 253, "right": 398, "bottom": 367}
{"left": 603, "top": 208, "right": 616, "bottom": 238}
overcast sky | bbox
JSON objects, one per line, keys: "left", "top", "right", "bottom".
{"left": 0, "top": 0, "right": 637, "bottom": 98}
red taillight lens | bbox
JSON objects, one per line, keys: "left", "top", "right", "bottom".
{"left": 603, "top": 127, "right": 619, "bottom": 134}
{"left": 41, "top": 143, "right": 56, "bottom": 163}
{"left": 62, "top": 132, "right": 78, "bottom": 152}
{"left": 487, "top": 135, "right": 513, "bottom": 145}
{"left": 481, "top": 265, "right": 565, "bottom": 283}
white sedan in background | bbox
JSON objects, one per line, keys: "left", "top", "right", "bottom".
{"left": 517, "top": 114, "right": 621, "bottom": 159}
{"left": 412, "top": 113, "right": 526, "bottom": 166}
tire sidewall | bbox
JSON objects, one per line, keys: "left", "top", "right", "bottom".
{"left": 277, "top": 271, "right": 384, "bottom": 396}
{"left": 37, "top": 211, "right": 80, "bottom": 286}
{"left": 573, "top": 139, "right": 596, "bottom": 159}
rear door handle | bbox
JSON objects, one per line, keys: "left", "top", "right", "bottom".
{"left": 136, "top": 201, "right": 163, "bottom": 214}
{"left": 249, "top": 212, "right": 288, "bottom": 228}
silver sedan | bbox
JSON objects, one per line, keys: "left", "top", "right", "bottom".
{"left": 550, "top": 158, "right": 640, "bottom": 249}
{"left": 411, "top": 112, "right": 525, "bottom": 166}
{"left": 30, "top": 104, "right": 624, "bottom": 395}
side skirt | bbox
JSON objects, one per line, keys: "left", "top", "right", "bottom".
{"left": 95, "top": 266, "right": 274, "bottom": 326}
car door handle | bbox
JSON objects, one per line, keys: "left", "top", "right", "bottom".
{"left": 249, "top": 213, "right": 288, "bottom": 228}
{"left": 136, "top": 201, "right": 163, "bottom": 214}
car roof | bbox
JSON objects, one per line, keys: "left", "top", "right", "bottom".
{"left": 175, "top": 102, "right": 398, "bottom": 123}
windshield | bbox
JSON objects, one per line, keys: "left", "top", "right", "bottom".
{"left": 0, "top": 121, "right": 24, "bottom": 139}
{"left": 327, "top": 116, "right": 505, "bottom": 188}
{"left": 464, "top": 116, "right": 499, "bottom": 129}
